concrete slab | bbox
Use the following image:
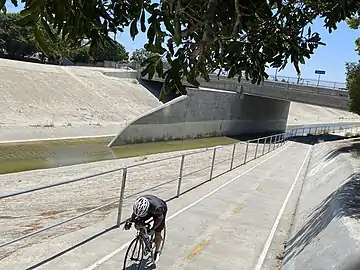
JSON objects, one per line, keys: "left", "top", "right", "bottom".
{"left": 0, "top": 142, "right": 311, "bottom": 269}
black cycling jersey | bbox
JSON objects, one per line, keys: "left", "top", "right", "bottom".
{"left": 130, "top": 194, "right": 167, "bottom": 232}
{"left": 142, "top": 194, "right": 167, "bottom": 218}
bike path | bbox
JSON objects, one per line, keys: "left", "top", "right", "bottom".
{"left": 0, "top": 141, "right": 310, "bottom": 269}
{"left": 85, "top": 142, "right": 311, "bottom": 270}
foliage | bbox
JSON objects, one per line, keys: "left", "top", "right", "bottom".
{"left": 346, "top": 61, "right": 360, "bottom": 114}
{"left": 72, "top": 46, "right": 91, "bottom": 63}
{"left": 130, "top": 48, "right": 155, "bottom": 64}
{"left": 346, "top": 15, "right": 360, "bottom": 55}
{"left": 34, "top": 23, "right": 84, "bottom": 61}
{"left": 1, "top": 0, "right": 360, "bottom": 99}
{"left": 93, "top": 40, "right": 129, "bottom": 62}
{"left": 0, "top": 12, "right": 37, "bottom": 57}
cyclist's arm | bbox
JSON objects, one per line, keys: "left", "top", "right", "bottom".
{"left": 151, "top": 214, "right": 164, "bottom": 230}
{"left": 128, "top": 212, "right": 136, "bottom": 222}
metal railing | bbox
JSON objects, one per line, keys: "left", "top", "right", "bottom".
{"left": 267, "top": 75, "right": 347, "bottom": 91}
{"left": 107, "top": 62, "right": 347, "bottom": 92}
{"left": 1, "top": 123, "right": 360, "bottom": 250}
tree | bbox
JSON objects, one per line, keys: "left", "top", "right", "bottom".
{"left": 131, "top": 48, "right": 155, "bottom": 64}
{"left": 346, "top": 61, "right": 360, "bottom": 114}
{"left": 0, "top": 12, "right": 37, "bottom": 58}
{"left": 346, "top": 16, "right": 360, "bottom": 55}
{"left": 93, "top": 40, "right": 129, "bottom": 62}
{"left": 2, "top": 0, "right": 360, "bottom": 99}
{"left": 72, "top": 46, "right": 91, "bottom": 63}
{"left": 33, "top": 23, "right": 85, "bottom": 63}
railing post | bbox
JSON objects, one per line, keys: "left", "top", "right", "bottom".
{"left": 244, "top": 141, "right": 249, "bottom": 163}
{"left": 268, "top": 137, "right": 272, "bottom": 152}
{"left": 116, "top": 167, "right": 128, "bottom": 227}
{"left": 283, "top": 133, "right": 286, "bottom": 145}
{"left": 230, "top": 144, "right": 236, "bottom": 170}
{"left": 262, "top": 137, "right": 267, "bottom": 155}
{"left": 176, "top": 155, "right": 185, "bottom": 197}
{"left": 315, "top": 127, "right": 318, "bottom": 135}
{"left": 273, "top": 135, "right": 278, "bottom": 150}
{"left": 302, "top": 128, "right": 305, "bottom": 136}
{"left": 254, "top": 138, "right": 260, "bottom": 159}
{"left": 209, "top": 148, "right": 217, "bottom": 180}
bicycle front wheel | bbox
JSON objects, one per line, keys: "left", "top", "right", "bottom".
{"left": 123, "top": 237, "right": 146, "bottom": 270}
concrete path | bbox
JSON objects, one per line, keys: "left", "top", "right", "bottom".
{"left": 1, "top": 142, "right": 312, "bottom": 270}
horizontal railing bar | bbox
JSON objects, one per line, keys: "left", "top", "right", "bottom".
{"left": 213, "top": 156, "right": 232, "bottom": 166}
{"left": 124, "top": 176, "right": 180, "bottom": 200}
{"left": 125, "top": 146, "right": 222, "bottom": 169}
{"left": 0, "top": 126, "right": 353, "bottom": 202}
{"left": 0, "top": 198, "right": 120, "bottom": 248}
{"left": 182, "top": 164, "right": 214, "bottom": 178}
{"left": 0, "top": 167, "right": 125, "bottom": 200}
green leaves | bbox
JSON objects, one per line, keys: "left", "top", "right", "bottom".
{"left": 130, "top": 20, "right": 138, "bottom": 39}
{"left": 346, "top": 61, "right": 360, "bottom": 114}
{"left": 2, "top": 0, "right": 360, "bottom": 101}
{"left": 0, "top": 0, "right": 6, "bottom": 11}
{"left": 33, "top": 22, "right": 50, "bottom": 55}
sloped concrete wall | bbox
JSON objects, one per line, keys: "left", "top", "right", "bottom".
{"left": 283, "top": 141, "right": 360, "bottom": 270}
{"left": 109, "top": 88, "right": 290, "bottom": 146}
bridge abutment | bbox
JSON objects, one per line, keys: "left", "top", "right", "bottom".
{"left": 108, "top": 88, "right": 290, "bottom": 146}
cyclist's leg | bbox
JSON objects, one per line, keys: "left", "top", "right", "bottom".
{"left": 154, "top": 209, "right": 167, "bottom": 253}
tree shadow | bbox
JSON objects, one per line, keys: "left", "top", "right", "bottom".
{"left": 138, "top": 79, "right": 182, "bottom": 103}
{"left": 324, "top": 141, "right": 360, "bottom": 162}
{"left": 283, "top": 172, "right": 360, "bottom": 265}
{"left": 287, "top": 134, "right": 347, "bottom": 145}
{"left": 123, "top": 258, "right": 157, "bottom": 270}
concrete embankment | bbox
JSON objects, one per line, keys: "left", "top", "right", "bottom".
{"left": 283, "top": 137, "right": 360, "bottom": 269}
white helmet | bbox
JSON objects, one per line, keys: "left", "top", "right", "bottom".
{"left": 133, "top": 197, "right": 150, "bottom": 217}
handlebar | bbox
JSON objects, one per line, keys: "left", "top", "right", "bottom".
{"left": 130, "top": 217, "right": 153, "bottom": 231}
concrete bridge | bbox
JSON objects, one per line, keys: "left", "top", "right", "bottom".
{"left": 139, "top": 73, "right": 349, "bottom": 111}
{"left": 104, "top": 70, "right": 350, "bottom": 147}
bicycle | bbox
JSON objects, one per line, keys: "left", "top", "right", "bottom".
{"left": 123, "top": 218, "right": 166, "bottom": 270}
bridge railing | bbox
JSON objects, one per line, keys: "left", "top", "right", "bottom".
{"left": 267, "top": 75, "right": 347, "bottom": 91}
{"left": 1, "top": 123, "right": 360, "bottom": 252}
{"left": 136, "top": 66, "right": 347, "bottom": 92}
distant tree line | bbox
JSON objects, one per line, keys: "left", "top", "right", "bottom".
{"left": 0, "top": 12, "right": 153, "bottom": 66}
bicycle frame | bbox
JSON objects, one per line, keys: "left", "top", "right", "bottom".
{"left": 134, "top": 221, "right": 154, "bottom": 252}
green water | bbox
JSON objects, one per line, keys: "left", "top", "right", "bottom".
{"left": 0, "top": 136, "right": 240, "bottom": 175}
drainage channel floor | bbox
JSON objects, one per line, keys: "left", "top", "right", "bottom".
{"left": 0, "top": 136, "right": 240, "bottom": 175}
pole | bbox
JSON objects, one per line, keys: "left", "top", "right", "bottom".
{"left": 116, "top": 167, "right": 128, "bottom": 227}
{"left": 209, "top": 148, "right": 217, "bottom": 180}
{"left": 176, "top": 155, "right": 185, "bottom": 197}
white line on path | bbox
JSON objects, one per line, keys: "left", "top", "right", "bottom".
{"left": 83, "top": 142, "right": 294, "bottom": 270}
{"left": 0, "top": 134, "right": 116, "bottom": 144}
{"left": 254, "top": 145, "right": 312, "bottom": 270}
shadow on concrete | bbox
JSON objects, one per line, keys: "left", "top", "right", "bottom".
{"left": 287, "top": 134, "right": 347, "bottom": 145}
{"left": 283, "top": 172, "right": 360, "bottom": 265}
{"left": 138, "top": 79, "right": 181, "bottom": 103}
{"left": 25, "top": 225, "right": 118, "bottom": 269}
{"left": 324, "top": 140, "right": 360, "bottom": 162}
{"left": 124, "top": 259, "right": 156, "bottom": 270}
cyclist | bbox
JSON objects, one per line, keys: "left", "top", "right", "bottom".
{"left": 124, "top": 194, "right": 167, "bottom": 262}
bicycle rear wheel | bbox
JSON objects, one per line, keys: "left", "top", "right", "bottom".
{"left": 123, "top": 237, "right": 146, "bottom": 270}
